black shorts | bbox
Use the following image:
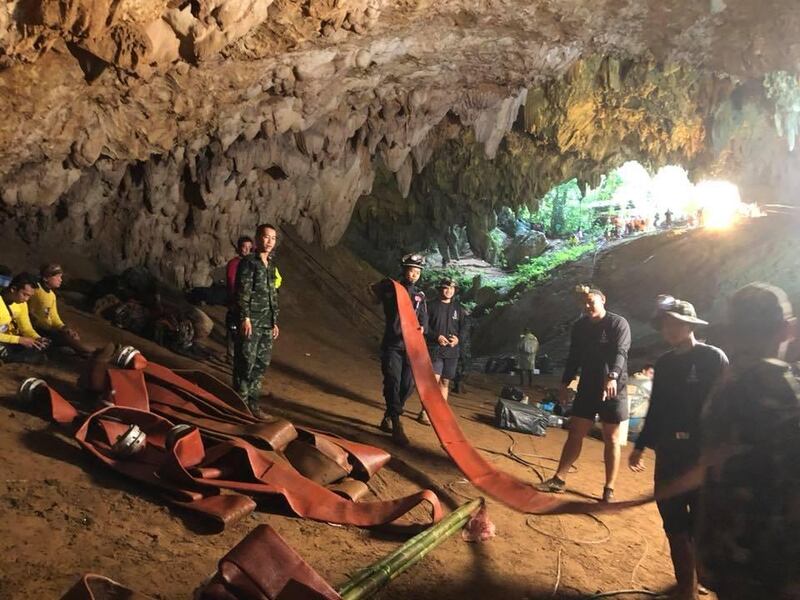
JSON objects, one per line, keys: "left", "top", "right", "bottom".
{"left": 654, "top": 441, "right": 699, "bottom": 535}
{"left": 570, "top": 392, "right": 628, "bottom": 424}
{"left": 432, "top": 356, "right": 458, "bottom": 380}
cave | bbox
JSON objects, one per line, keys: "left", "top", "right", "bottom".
{"left": 1, "top": 1, "right": 799, "bottom": 598}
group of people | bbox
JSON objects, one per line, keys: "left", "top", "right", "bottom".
{"left": 530, "top": 283, "right": 799, "bottom": 599}
{"left": 0, "top": 264, "right": 93, "bottom": 364}
{"left": 369, "top": 253, "right": 470, "bottom": 445}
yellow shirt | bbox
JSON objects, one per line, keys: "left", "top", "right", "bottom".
{"left": 0, "top": 297, "right": 40, "bottom": 344}
{"left": 29, "top": 285, "right": 65, "bottom": 330}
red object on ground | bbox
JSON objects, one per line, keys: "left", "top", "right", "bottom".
{"left": 393, "top": 280, "right": 658, "bottom": 516}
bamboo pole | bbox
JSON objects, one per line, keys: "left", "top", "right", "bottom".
{"left": 337, "top": 498, "right": 483, "bottom": 600}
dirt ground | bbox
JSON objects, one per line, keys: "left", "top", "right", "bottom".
{"left": 0, "top": 238, "right": 678, "bottom": 600}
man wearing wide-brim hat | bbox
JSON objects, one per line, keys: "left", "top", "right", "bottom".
{"left": 629, "top": 294, "right": 728, "bottom": 600}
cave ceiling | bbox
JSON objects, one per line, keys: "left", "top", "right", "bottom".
{"left": 1, "top": 0, "right": 799, "bottom": 284}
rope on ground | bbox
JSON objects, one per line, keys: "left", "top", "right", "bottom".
{"left": 629, "top": 531, "right": 649, "bottom": 588}
{"left": 582, "top": 590, "right": 661, "bottom": 599}
{"left": 552, "top": 546, "right": 563, "bottom": 597}
{"left": 443, "top": 478, "right": 483, "bottom": 501}
{"left": 525, "top": 513, "right": 611, "bottom": 545}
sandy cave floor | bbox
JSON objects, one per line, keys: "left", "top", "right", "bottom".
{"left": 0, "top": 292, "right": 681, "bottom": 600}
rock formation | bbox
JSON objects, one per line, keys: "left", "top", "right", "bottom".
{"left": 0, "top": 1, "right": 798, "bottom": 284}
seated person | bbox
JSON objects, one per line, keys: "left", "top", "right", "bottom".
{"left": 0, "top": 272, "right": 49, "bottom": 364}
{"left": 29, "top": 263, "right": 93, "bottom": 358}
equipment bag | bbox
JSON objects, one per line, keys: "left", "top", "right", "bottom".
{"left": 494, "top": 398, "right": 549, "bottom": 436}
{"left": 500, "top": 385, "right": 525, "bottom": 402}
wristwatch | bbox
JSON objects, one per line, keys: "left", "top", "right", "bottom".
{"left": 607, "top": 372, "right": 619, "bottom": 380}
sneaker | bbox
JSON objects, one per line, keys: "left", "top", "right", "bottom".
{"left": 601, "top": 487, "right": 615, "bottom": 503}
{"left": 417, "top": 410, "right": 431, "bottom": 425}
{"left": 535, "top": 476, "right": 566, "bottom": 493}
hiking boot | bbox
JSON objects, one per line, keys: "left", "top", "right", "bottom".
{"left": 601, "top": 487, "right": 615, "bottom": 503}
{"left": 391, "top": 417, "right": 409, "bottom": 446}
{"left": 535, "top": 476, "right": 566, "bottom": 493}
{"left": 379, "top": 415, "right": 393, "bottom": 433}
{"left": 417, "top": 410, "right": 431, "bottom": 425}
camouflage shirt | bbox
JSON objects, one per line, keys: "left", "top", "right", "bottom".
{"left": 697, "top": 358, "right": 800, "bottom": 599}
{"left": 235, "top": 254, "right": 279, "bottom": 327}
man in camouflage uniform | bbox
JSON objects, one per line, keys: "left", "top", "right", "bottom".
{"left": 233, "top": 224, "right": 280, "bottom": 418}
{"left": 697, "top": 283, "right": 800, "bottom": 600}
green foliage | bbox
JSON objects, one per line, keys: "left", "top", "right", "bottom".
{"left": 419, "top": 265, "right": 474, "bottom": 292}
{"left": 511, "top": 242, "right": 596, "bottom": 288}
{"left": 526, "top": 177, "right": 617, "bottom": 238}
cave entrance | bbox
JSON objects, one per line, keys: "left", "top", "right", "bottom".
{"left": 415, "top": 161, "right": 756, "bottom": 313}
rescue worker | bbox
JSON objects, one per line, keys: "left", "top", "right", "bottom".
{"left": 370, "top": 253, "right": 428, "bottom": 445}
{"left": 696, "top": 283, "right": 800, "bottom": 599}
{"left": 418, "top": 277, "right": 467, "bottom": 424}
{"left": 536, "top": 286, "right": 631, "bottom": 502}
{"left": 225, "top": 236, "right": 253, "bottom": 361}
{"left": 29, "top": 263, "right": 93, "bottom": 358}
{"left": 0, "top": 273, "right": 49, "bottom": 364}
{"left": 517, "top": 327, "right": 539, "bottom": 387}
{"left": 629, "top": 295, "right": 728, "bottom": 600}
{"left": 233, "top": 224, "right": 280, "bottom": 419}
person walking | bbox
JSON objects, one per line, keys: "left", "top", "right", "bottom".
{"left": 370, "top": 253, "right": 428, "bottom": 445}
{"left": 536, "top": 286, "right": 631, "bottom": 502}
{"left": 418, "top": 277, "right": 467, "bottom": 424}
{"left": 233, "top": 224, "right": 280, "bottom": 418}
{"left": 629, "top": 295, "right": 728, "bottom": 600}
{"left": 517, "top": 327, "right": 539, "bottom": 387}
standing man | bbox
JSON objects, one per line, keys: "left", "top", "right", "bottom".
{"left": 225, "top": 236, "right": 253, "bottom": 361}
{"left": 233, "top": 224, "right": 280, "bottom": 419}
{"left": 517, "top": 327, "right": 539, "bottom": 387}
{"left": 0, "top": 273, "right": 49, "bottom": 364}
{"left": 418, "top": 277, "right": 467, "bottom": 424}
{"left": 370, "top": 253, "right": 428, "bottom": 445}
{"left": 29, "top": 263, "right": 93, "bottom": 358}
{"left": 629, "top": 295, "right": 728, "bottom": 600}
{"left": 536, "top": 287, "right": 631, "bottom": 502}
{"left": 695, "top": 283, "right": 800, "bottom": 600}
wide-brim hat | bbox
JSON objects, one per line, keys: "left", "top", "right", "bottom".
{"left": 652, "top": 295, "right": 708, "bottom": 328}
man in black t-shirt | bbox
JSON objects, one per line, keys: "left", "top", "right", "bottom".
{"left": 537, "top": 287, "right": 631, "bottom": 502}
{"left": 629, "top": 295, "right": 728, "bottom": 600}
{"left": 370, "top": 253, "right": 429, "bottom": 445}
{"left": 417, "top": 278, "right": 467, "bottom": 424}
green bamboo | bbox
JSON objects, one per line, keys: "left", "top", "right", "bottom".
{"left": 337, "top": 498, "right": 483, "bottom": 600}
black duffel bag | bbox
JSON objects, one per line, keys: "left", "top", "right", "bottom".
{"left": 500, "top": 385, "right": 525, "bottom": 402}
{"left": 494, "top": 398, "right": 549, "bottom": 436}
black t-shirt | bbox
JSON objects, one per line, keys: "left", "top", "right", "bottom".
{"left": 562, "top": 312, "right": 631, "bottom": 402}
{"left": 635, "top": 343, "right": 728, "bottom": 451}
{"left": 425, "top": 299, "right": 467, "bottom": 359}
{"left": 374, "top": 278, "right": 428, "bottom": 349}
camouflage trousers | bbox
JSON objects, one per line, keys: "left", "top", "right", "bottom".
{"left": 233, "top": 324, "right": 273, "bottom": 408}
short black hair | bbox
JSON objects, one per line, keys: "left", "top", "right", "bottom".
{"left": 643, "top": 363, "right": 655, "bottom": 371}
{"left": 10, "top": 272, "right": 38, "bottom": 290}
{"left": 236, "top": 236, "right": 253, "bottom": 250}
{"left": 587, "top": 288, "right": 606, "bottom": 302}
{"left": 256, "top": 223, "right": 277, "bottom": 237}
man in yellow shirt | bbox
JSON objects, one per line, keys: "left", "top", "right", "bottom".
{"left": 0, "top": 272, "right": 48, "bottom": 364}
{"left": 29, "top": 264, "right": 92, "bottom": 358}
